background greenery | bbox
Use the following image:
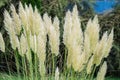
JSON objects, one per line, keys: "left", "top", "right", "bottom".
{"left": 0, "top": 0, "right": 120, "bottom": 79}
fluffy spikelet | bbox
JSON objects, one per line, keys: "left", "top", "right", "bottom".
{"left": 67, "top": 48, "right": 72, "bottom": 68}
{"left": 28, "top": 4, "right": 35, "bottom": 35}
{"left": 29, "top": 34, "right": 35, "bottom": 52}
{"left": 37, "top": 33, "right": 46, "bottom": 62}
{"left": 10, "top": 4, "right": 21, "bottom": 35}
{"left": 72, "top": 5, "right": 83, "bottom": 45}
{"left": 55, "top": 67, "right": 59, "bottom": 80}
{"left": 104, "top": 29, "right": 113, "bottom": 57}
{"left": 0, "top": 33, "right": 5, "bottom": 52}
{"left": 84, "top": 33, "right": 90, "bottom": 61}
{"left": 39, "top": 62, "right": 46, "bottom": 78}
{"left": 86, "top": 56, "right": 94, "bottom": 74}
{"left": 63, "top": 5, "right": 83, "bottom": 71}
{"left": 10, "top": 33, "right": 20, "bottom": 50}
{"left": 53, "top": 16, "right": 60, "bottom": 49}
{"left": 43, "top": 13, "right": 60, "bottom": 56}
{"left": 19, "top": 34, "right": 28, "bottom": 56}
{"left": 77, "top": 52, "right": 86, "bottom": 72}
{"left": 37, "top": 26, "right": 46, "bottom": 77}
{"left": 71, "top": 46, "right": 82, "bottom": 71}
{"left": 63, "top": 10, "right": 73, "bottom": 69}
{"left": 43, "top": 13, "right": 52, "bottom": 32}
{"left": 85, "top": 16, "right": 100, "bottom": 53}
{"left": 33, "top": 6, "right": 41, "bottom": 35}
{"left": 50, "top": 16, "right": 60, "bottom": 56}
{"left": 94, "top": 32, "right": 108, "bottom": 66}
{"left": 4, "top": 10, "right": 19, "bottom": 50}
{"left": 97, "top": 61, "right": 107, "bottom": 80}
{"left": 53, "top": 16, "right": 60, "bottom": 36}
{"left": 19, "top": 2, "right": 30, "bottom": 35}
{"left": 63, "top": 10, "right": 72, "bottom": 48}
{"left": 4, "top": 10, "right": 13, "bottom": 33}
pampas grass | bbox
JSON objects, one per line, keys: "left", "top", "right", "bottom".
{"left": 0, "top": 32, "right": 5, "bottom": 52}
{"left": 96, "top": 61, "right": 107, "bottom": 80}
{"left": 55, "top": 67, "right": 59, "bottom": 80}
{"left": 1, "top": 2, "right": 114, "bottom": 80}
{"left": 63, "top": 4, "right": 113, "bottom": 80}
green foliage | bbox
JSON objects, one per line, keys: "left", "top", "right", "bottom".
{"left": 0, "top": 73, "right": 120, "bottom": 80}
{"left": 0, "top": 0, "right": 8, "bottom": 8}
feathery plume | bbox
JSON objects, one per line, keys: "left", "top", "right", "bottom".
{"left": 10, "top": 4, "right": 21, "bottom": 35}
{"left": 85, "top": 16, "right": 100, "bottom": 53}
{"left": 53, "top": 16, "right": 60, "bottom": 36}
{"left": 72, "top": 5, "right": 83, "bottom": 45}
{"left": 29, "top": 33, "right": 35, "bottom": 52}
{"left": 36, "top": 33, "right": 46, "bottom": 62}
{"left": 86, "top": 56, "right": 94, "bottom": 74}
{"left": 93, "top": 32, "right": 108, "bottom": 66}
{"left": 19, "top": 34, "right": 28, "bottom": 56}
{"left": 63, "top": 5, "right": 83, "bottom": 71}
{"left": 55, "top": 67, "right": 59, "bottom": 80}
{"left": 63, "top": 10, "right": 73, "bottom": 69}
{"left": 43, "top": 13, "right": 60, "bottom": 56}
{"left": 36, "top": 25, "right": 46, "bottom": 77}
{"left": 28, "top": 4, "right": 35, "bottom": 35}
{"left": 4, "top": 10, "right": 19, "bottom": 50}
{"left": 84, "top": 33, "right": 90, "bottom": 61}
{"left": 96, "top": 61, "right": 107, "bottom": 80}
{"left": 63, "top": 10, "right": 72, "bottom": 48}
{"left": 4, "top": 10, "right": 13, "bottom": 34}
{"left": 32, "top": 6, "right": 41, "bottom": 35}
{"left": 0, "top": 32, "right": 5, "bottom": 52}
{"left": 19, "top": 2, "right": 30, "bottom": 35}
{"left": 71, "top": 46, "right": 82, "bottom": 71}
{"left": 39, "top": 62, "right": 46, "bottom": 78}
{"left": 104, "top": 29, "right": 113, "bottom": 58}
{"left": 10, "top": 33, "right": 20, "bottom": 50}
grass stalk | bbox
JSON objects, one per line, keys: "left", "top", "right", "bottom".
{"left": 34, "top": 54, "right": 38, "bottom": 80}
{"left": 26, "top": 33, "right": 33, "bottom": 80}
{"left": 21, "top": 56, "right": 28, "bottom": 80}
{"left": 90, "top": 65, "right": 96, "bottom": 80}
{"left": 34, "top": 35, "right": 38, "bottom": 80}
{"left": 4, "top": 52, "right": 12, "bottom": 80}
{"left": 14, "top": 50, "right": 21, "bottom": 80}
{"left": 52, "top": 54, "right": 55, "bottom": 79}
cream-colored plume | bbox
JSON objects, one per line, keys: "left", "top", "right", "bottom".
{"left": 43, "top": 13, "right": 60, "bottom": 56}
{"left": 19, "top": 2, "right": 30, "bottom": 36}
{"left": 55, "top": 67, "right": 59, "bottom": 80}
{"left": 104, "top": 29, "right": 113, "bottom": 58}
{"left": 85, "top": 16, "right": 100, "bottom": 54}
{"left": 27, "top": 4, "right": 41, "bottom": 36}
{"left": 39, "top": 62, "right": 46, "bottom": 78}
{"left": 0, "top": 32, "right": 5, "bottom": 52}
{"left": 63, "top": 10, "right": 72, "bottom": 48}
{"left": 86, "top": 56, "right": 94, "bottom": 74}
{"left": 4, "top": 10, "right": 19, "bottom": 50}
{"left": 84, "top": 33, "right": 90, "bottom": 61}
{"left": 96, "top": 61, "right": 107, "bottom": 80}
{"left": 63, "top": 5, "right": 83, "bottom": 71}
{"left": 10, "top": 33, "right": 20, "bottom": 50}
{"left": 4, "top": 10, "right": 13, "bottom": 34}
{"left": 10, "top": 4, "right": 21, "bottom": 35}
{"left": 19, "top": 34, "right": 28, "bottom": 56}
{"left": 93, "top": 32, "right": 108, "bottom": 66}
{"left": 37, "top": 33, "right": 46, "bottom": 62}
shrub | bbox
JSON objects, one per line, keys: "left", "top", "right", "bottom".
{"left": 0, "top": 2, "right": 113, "bottom": 80}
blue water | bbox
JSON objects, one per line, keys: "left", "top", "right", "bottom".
{"left": 94, "top": 0, "right": 116, "bottom": 14}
